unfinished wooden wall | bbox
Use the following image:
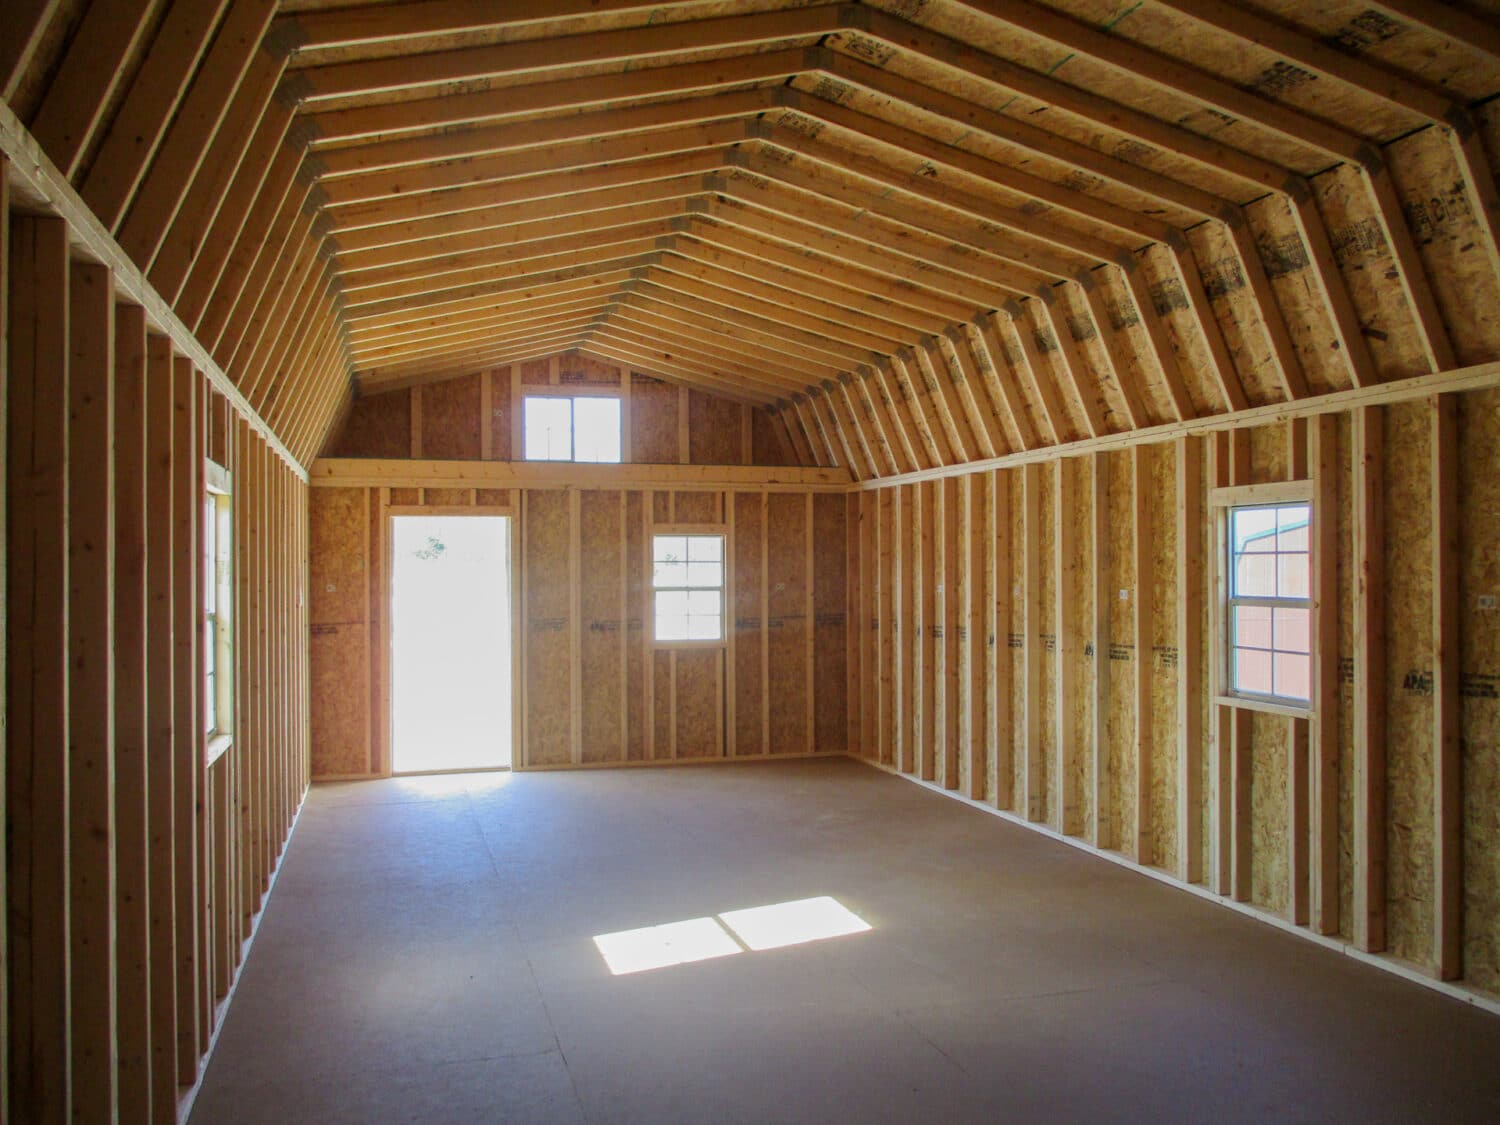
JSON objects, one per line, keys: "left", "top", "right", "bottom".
{"left": 846, "top": 384, "right": 1500, "bottom": 1004}
{"left": 323, "top": 352, "right": 795, "bottom": 466}
{"left": 3, "top": 174, "right": 310, "bottom": 1122}
{"left": 309, "top": 479, "right": 846, "bottom": 777}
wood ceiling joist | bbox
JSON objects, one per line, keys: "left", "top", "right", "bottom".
{"left": 778, "top": 90, "right": 1177, "bottom": 247}
{"left": 352, "top": 293, "right": 624, "bottom": 364}
{"left": 959, "top": 320, "right": 1036, "bottom": 452}
{"left": 955, "top": 0, "right": 1368, "bottom": 164}
{"left": 692, "top": 194, "right": 1018, "bottom": 310}
{"left": 1, "top": 0, "right": 66, "bottom": 100}
{"left": 708, "top": 168, "right": 1043, "bottom": 301}
{"left": 155, "top": 89, "right": 297, "bottom": 306}
{"left": 679, "top": 215, "right": 982, "bottom": 325}
{"left": 329, "top": 152, "right": 724, "bottom": 248}
{"left": 634, "top": 263, "right": 906, "bottom": 355}
{"left": 26, "top": 0, "right": 165, "bottom": 180}
{"left": 809, "top": 48, "right": 1228, "bottom": 221}
{"left": 319, "top": 118, "right": 745, "bottom": 213}
{"left": 276, "top": 0, "right": 706, "bottom": 53}
{"left": 77, "top": 0, "right": 231, "bottom": 229}
{"left": 618, "top": 280, "right": 876, "bottom": 369}
{"left": 603, "top": 303, "right": 837, "bottom": 388}
{"left": 359, "top": 329, "right": 596, "bottom": 391}
{"left": 341, "top": 258, "right": 642, "bottom": 335}
{"left": 289, "top": 6, "right": 849, "bottom": 103}
{"left": 313, "top": 87, "right": 775, "bottom": 181}
{"left": 340, "top": 240, "right": 668, "bottom": 321}
{"left": 727, "top": 147, "right": 1071, "bottom": 287}
{"left": 353, "top": 306, "right": 615, "bottom": 373}
{"left": 749, "top": 128, "right": 1110, "bottom": 278}
{"left": 198, "top": 172, "right": 319, "bottom": 352}
{"left": 338, "top": 206, "right": 690, "bottom": 295}
{"left": 570, "top": 342, "right": 777, "bottom": 409}
{"left": 345, "top": 272, "right": 636, "bottom": 346}
{"left": 303, "top": 47, "right": 811, "bottom": 144}
{"left": 579, "top": 328, "right": 791, "bottom": 405}
{"left": 348, "top": 250, "right": 666, "bottom": 330}
{"left": 178, "top": 139, "right": 305, "bottom": 330}
{"left": 845, "top": 369, "right": 914, "bottom": 473}
{"left": 334, "top": 176, "right": 710, "bottom": 271}
{"left": 664, "top": 238, "right": 958, "bottom": 337}
{"left": 116, "top": 0, "right": 279, "bottom": 261}
{"left": 591, "top": 316, "right": 821, "bottom": 396}
{"left": 145, "top": 48, "right": 290, "bottom": 293}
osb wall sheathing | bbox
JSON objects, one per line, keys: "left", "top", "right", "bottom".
{"left": 524, "top": 489, "right": 572, "bottom": 767}
{"left": 1384, "top": 401, "right": 1436, "bottom": 966}
{"left": 1037, "top": 464, "right": 1056, "bottom": 822}
{"left": 814, "top": 492, "right": 849, "bottom": 754}
{"left": 1247, "top": 423, "right": 1290, "bottom": 913}
{"left": 751, "top": 407, "right": 798, "bottom": 466}
{"left": 846, "top": 384, "right": 1500, "bottom": 998}
{"left": 1062, "top": 458, "right": 1092, "bottom": 839}
{"left": 420, "top": 373, "right": 481, "bottom": 460}
{"left": 1106, "top": 451, "right": 1134, "bottom": 852}
{"left": 1459, "top": 389, "right": 1500, "bottom": 993}
{"left": 767, "top": 492, "right": 811, "bottom": 753}
{"left": 689, "top": 389, "right": 747, "bottom": 465}
{"left": 324, "top": 388, "right": 410, "bottom": 458}
{"left": 674, "top": 650, "right": 723, "bottom": 758}
{"left": 580, "top": 490, "right": 625, "bottom": 764}
{"left": 732, "top": 492, "right": 765, "bottom": 756}
{"left": 625, "top": 491, "right": 648, "bottom": 761}
{"left": 322, "top": 359, "right": 754, "bottom": 465}
{"left": 1148, "top": 443, "right": 1179, "bottom": 872}
{"left": 309, "top": 488, "right": 369, "bottom": 777}
{"left": 631, "top": 376, "right": 680, "bottom": 463}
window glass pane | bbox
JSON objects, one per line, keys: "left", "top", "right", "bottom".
{"left": 1273, "top": 651, "right": 1311, "bottom": 701}
{"left": 1277, "top": 553, "right": 1310, "bottom": 598}
{"left": 653, "top": 561, "right": 688, "bottom": 588}
{"left": 203, "top": 499, "right": 216, "bottom": 614}
{"left": 687, "top": 613, "right": 722, "bottom": 640}
{"left": 1232, "top": 508, "right": 1278, "bottom": 553}
{"left": 523, "top": 397, "right": 573, "bottom": 461}
{"left": 686, "top": 561, "right": 722, "bottom": 588}
{"left": 656, "top": 590, "right": 690, "bottom": 618}
{"left": 1273, "top": 606, "right": 1310, "bottom": 654}
{"left": 573, "top": 397, "right": 621, "bottom": 463}
{"left": 654, "top": 535, "right": 687, "bottom": 563}
{"left": 204, "top": 672, "right": 215, "bottom": 733}
{"left": 686, "top": 590, "right": 722, "bottom": 618}
{"left": 1233, "top": 647, "right": 1274, "bottom": 695}
{"left": 1234, "top": 553, "right": 1276, "bottom": 598}
{"left": 1233, "top": 604, "right": 1272, "bottom": 650}
{"left": 1277, "top": 520, "right": 1310, "bottom": 552}
{"left": 688, "top": 536, "right": 723, "bottom": 562}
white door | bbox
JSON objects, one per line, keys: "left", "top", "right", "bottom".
{"left": 390, "top": 515, "right": 512, "bottom": 773}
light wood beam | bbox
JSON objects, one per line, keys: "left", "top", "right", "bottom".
{"left": 1352, "top": 405, "right": 1385, "bottom": 952}
{"left": 1431, "top": 393, "right": 1460, "bottom": 979}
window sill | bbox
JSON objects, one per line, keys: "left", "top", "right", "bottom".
{"left": 206, "top": 733, "right": 234, "bottom": 765}
{"left": 1214, "top": 694, "right": 1313, "bottom": 719}
{"left": 649, "top": 639, "right": 729, "bottom": 651}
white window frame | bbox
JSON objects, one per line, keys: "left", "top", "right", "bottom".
{"left": 204, "top": 459, "right": 235, "bottom": 760}
{"left": 650, "top": 526, "right": 728, "bottom": 648}
{"left": 522, "top": 391, "right": 622, "bottom": 463}
{"left": 1211, "top": 480, "right": 1315, "bottom": 716}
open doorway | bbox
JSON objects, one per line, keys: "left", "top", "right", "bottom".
{"left": 390, "top": 514, "right": 512, "bottom": 773}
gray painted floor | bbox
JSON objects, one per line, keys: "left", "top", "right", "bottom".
{"left": 192, "top": 758, "right": 1500, "bottom": 1124}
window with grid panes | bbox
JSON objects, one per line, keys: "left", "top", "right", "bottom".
{"left": 651, "top": 534, "right": 725, "bottom": 642}
{"left": 1227, "top": 502, "right": 1311, "bottom": 704}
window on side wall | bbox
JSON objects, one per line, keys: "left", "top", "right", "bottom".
{"left": 1224, "top": 500, "right": 1311, "bottom": 705}
{"left": 651, "top": 532, "right": 726, "bottom": 644}
{"left": 522, "top": 395, "right": 621, "bottom": 463}
{"left": 204, "top": 460, "right": 234, "bottom": 749}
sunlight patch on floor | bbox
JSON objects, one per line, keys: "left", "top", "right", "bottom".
{"left": 593, "top": 897, "right": 871, "bottom": 975}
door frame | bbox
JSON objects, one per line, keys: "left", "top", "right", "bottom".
{"left": 383, "top": 504, "right": 521, "bottom": 776}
